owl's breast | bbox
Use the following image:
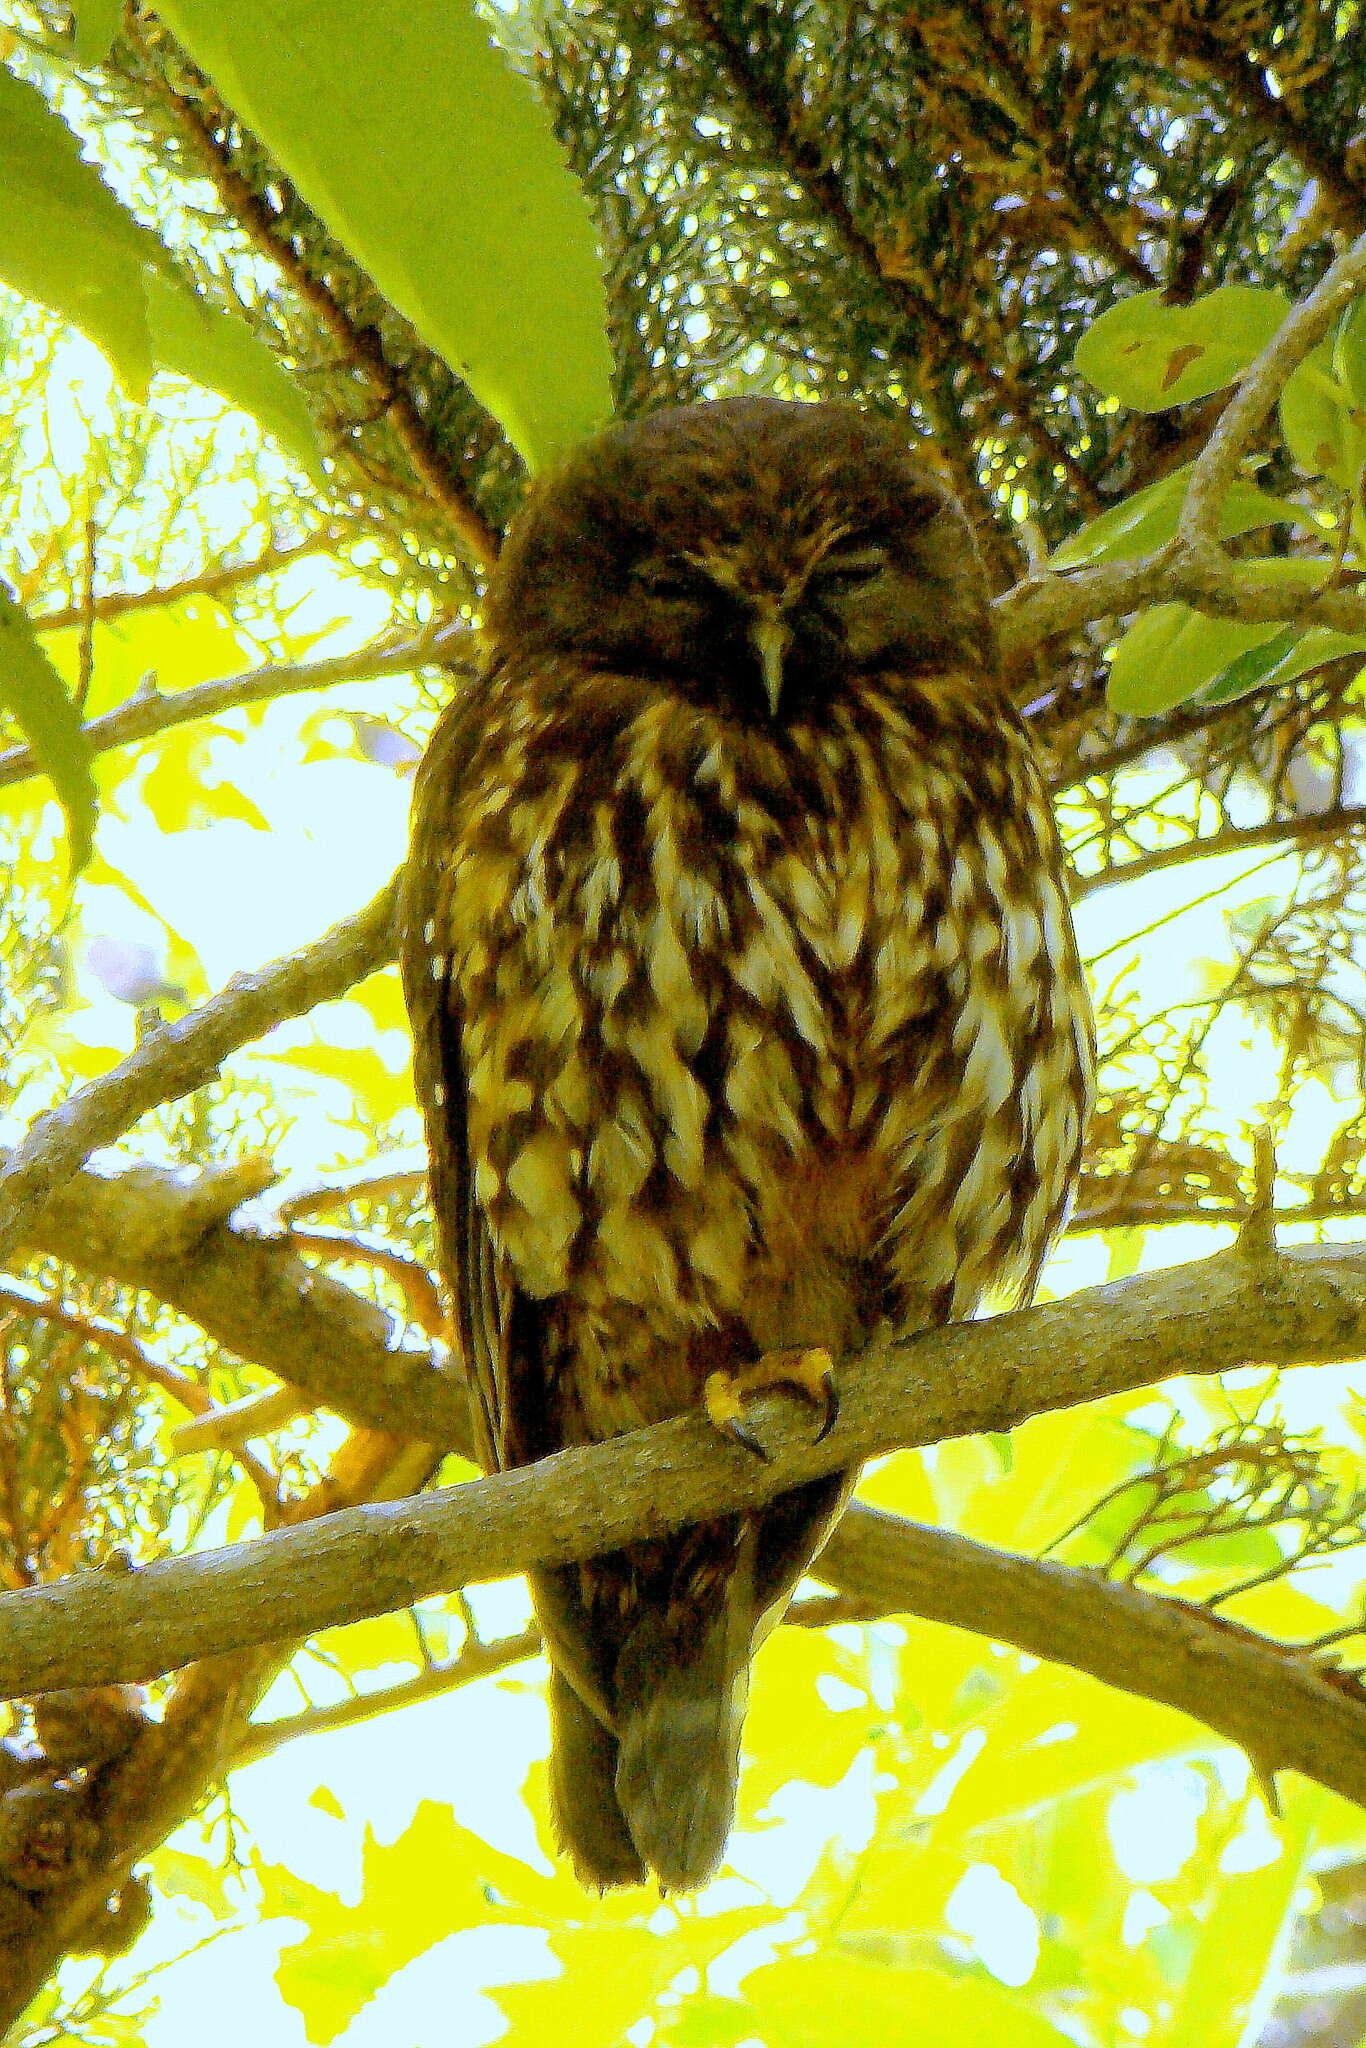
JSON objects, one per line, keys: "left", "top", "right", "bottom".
{"left": 441, "top": 677, "right": 1092, "bottom": 1377}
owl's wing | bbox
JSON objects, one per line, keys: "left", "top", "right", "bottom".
{"left": 399, "top": 693, "right": 515, "bottom": 1474}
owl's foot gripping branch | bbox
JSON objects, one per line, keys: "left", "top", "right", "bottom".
{"left": 703, "top": 1345, "right": 839, "bottom": 1460}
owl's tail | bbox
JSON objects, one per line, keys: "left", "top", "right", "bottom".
{"left": 536, "top": 1471, "right": 849, "bottom": 1893}
{"left": 611, "top": 1556, "right": 755, "bottom": 1891}
{"left": 545, "top": 1588, "right": 748, "bottom": 1891}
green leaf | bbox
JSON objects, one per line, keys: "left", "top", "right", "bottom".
{"left": 1075, "top": 286, "right": 1291, "bottom": 413}
{"left": 741, "top": 1627, "right": 876, "bottom": 1812}
{"left": 1051, "top": 464, "right": 1309, "bottom": 570}
{"left": 71, "top": 0, "right": 122, "bottom": 63}
{"left": 1109, "top": 606, "right": 1278, "bottom": 715}
{"left": 937, "top": 1672, "right": 1205, "bottom": 1837}
{"left": 153, "top": 1845, "right": 238, "bottom": 1920}
{"left": 0, "top": 62, "right": 157, "bottom": 395}
{"left": 0, "top": 584, "right": 95, "bottom": 875}
{"left": 1196, "top": 624, "right": 1306, "bottom": 707}
{"left": 42, "top": 595, "right": 253, "bottom": 724}
{"left": 145, "top": 269, "right": 325, "bottom": 485}
{"left": 497, "top": 1926, "right": 677, "bottom": 2048}
{"left": 1107, "top": 561, "right": 1331, "bottom": 714}
{"left": 154, "top": 0, "right": 614, "bottom": 469}
{"left": 262, "top": 1798, "right": 594, "bottom": 2043}
{"left": 1279, "top": 342, "right": 1366, "bottom": 487}
{"left": 663, "top": 1998, "right": 757, "bottom": 2047}
{"left": 0, "top": 67, "right": 326, "bottom": 477}
{"left": 1333, "top": 293, "right": 1366, "bottom": 411}
{"left": 1196, "top": 613, "right": 1366, "bottom": 710}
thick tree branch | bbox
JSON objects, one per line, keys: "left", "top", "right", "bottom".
{"left": 814, "top": 1506, "right": 1366, "bottom": 1806}
{"left": 1, "top": 1237, "right": 1362, "bottom": 1701}
{"left": 999, "top": 539, "right": 1366, "bottom": 663}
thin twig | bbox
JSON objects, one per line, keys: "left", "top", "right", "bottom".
{"left": 0, "top": 1276, "right": 281, "bottom": 1524}
{"left": 0, "top": 622, "right": 474, "bottom": 794}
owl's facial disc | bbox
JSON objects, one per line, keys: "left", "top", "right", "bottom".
{"left": 626, "top": 554, "right": 811, "bottom": 719}
{"left": 483, "top": 399, "right": 999, "bottom": 721}
{"left": 624, "top": 536, "right": 913, "bottom": 721}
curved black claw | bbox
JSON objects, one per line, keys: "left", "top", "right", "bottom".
{"left": 723, "top": 1416, "right": 771, "bottom": 1462}
{"left": 813, "top": 1373, "right": 840, "bottom": 1444}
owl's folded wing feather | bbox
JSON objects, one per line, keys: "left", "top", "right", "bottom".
{"left": 398, "top": 695, "right": 517, "bottom": 1476}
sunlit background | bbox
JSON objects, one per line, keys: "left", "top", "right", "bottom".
{"left": 3, "top": 20, "right": 1366, "bottom": 2047}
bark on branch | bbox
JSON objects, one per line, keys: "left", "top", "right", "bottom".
{"left": 815, "top": 1507, "right": 1366, "bottom": 1807}
{"left": 0, "top": 878, "right": 400, "bottom": 1267}
{"left": 14, "top": 1151, "right": 467, "bottom": 1443}
{"left": 2, "top": 1238, "right": 1365, "bottom": 1811}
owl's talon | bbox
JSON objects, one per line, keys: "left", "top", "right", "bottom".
{"left": 724, "top": 1416, "right": 771, "bottom": 1461}
{"left": 704, "top": 1347, "right": 837, "bottom": 1458}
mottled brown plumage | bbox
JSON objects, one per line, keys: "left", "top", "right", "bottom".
{"left": 400, "top": 397, "right": 1094, "bottom": 1890}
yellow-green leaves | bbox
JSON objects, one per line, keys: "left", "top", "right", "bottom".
{"left": 69, "top": 0, "right": 122, "bottom": 65}
{"left": 1075, "top": 286, "right": 1291, "bottom": 412}
{"left": 1107, "top": 565, "right": 1366, "bottom": 717}
{"left": 1072, "top": 281, "right": 1366, "bottom": 715}
{"left": 1051, "top": 463, "right": 1307, "bottom": 572}
{"left": 739, "top": 1954, "right": 1077, "bottom": 2048}
{"left": 143, "top": 272, "right": 324, "bottom": 486}
{"left": 154, "top": 0, "right": 614, "bottom": 471}
{"left": 0, "top": 62, "right": 163, "bottom": 398}
{"left": 1160, "top": 1781, "right": 1320, "bottom": 2048}
{"left": 0, "top": 585, "right": 95, "bottom": 876}
{"left": 0, "top": 62, "right": 324, "bottom": 477}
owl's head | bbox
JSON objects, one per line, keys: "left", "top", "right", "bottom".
{"left": 484, "top": 397, "right": 997, "bottom": 723}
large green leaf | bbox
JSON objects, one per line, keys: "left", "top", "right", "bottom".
{"left": 0, "top": 63, "right": 325, "bottom": 476}
{"left": 1075, "top": 286, "right": 1290, "bottom": 413}
{"left": 144, "top": 271, "right": 325, "bottom": 485}
{"left": 0, "top": 62, "right": 158, "bottom": 395}
{"left": 1279, "top": 341, "right": 1366, "bottom": 488}
{"left": 1107, "top": 560, "right": 1331, "bottom": 713}
{"left": 0, "top": 585, "right": 96, "bottom": 875}
{"left": 154, "top": 0, "right": 614, "bottom": 469}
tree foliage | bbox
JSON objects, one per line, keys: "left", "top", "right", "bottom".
{"left": 1, "top": 1, "right": 1366, "bottom": 2041}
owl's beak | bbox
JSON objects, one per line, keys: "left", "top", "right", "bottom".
{"left": 749, "top": 612, "right": 791, "bottom": 717}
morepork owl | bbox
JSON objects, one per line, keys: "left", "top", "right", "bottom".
{"left": 400, "top": 397, "right": 1094, "bottom": 1890}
